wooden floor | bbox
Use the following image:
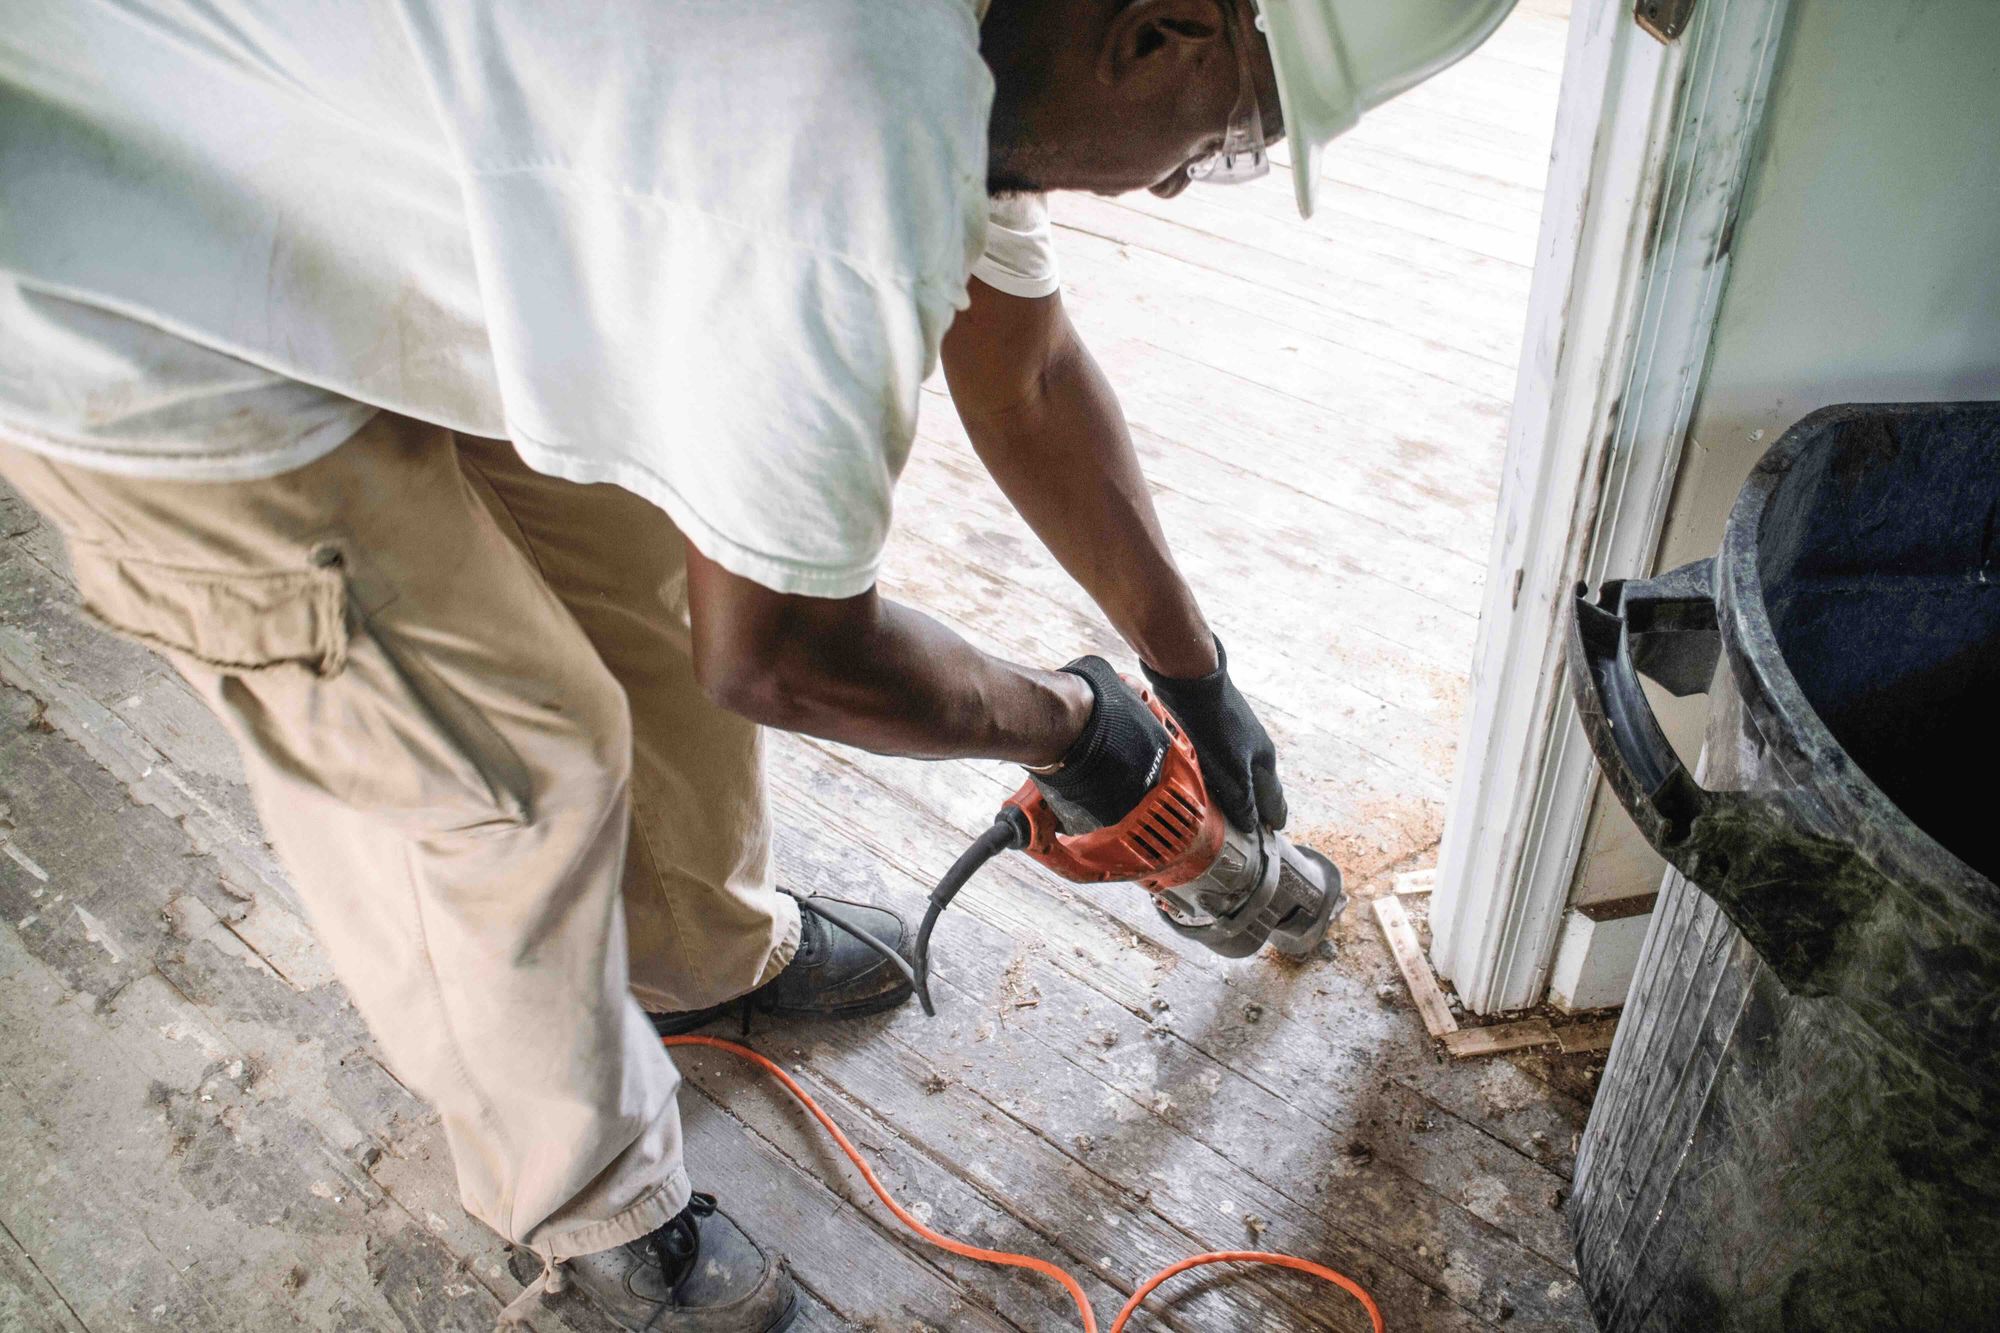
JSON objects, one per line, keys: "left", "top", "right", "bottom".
{"left": 0, "top": 4, "right": 1595, "bottom": 1330}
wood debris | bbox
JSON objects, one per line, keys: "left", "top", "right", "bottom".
{"left": 1393, "top": 866, "right": 1438, "bottom": 896}
{"left": 1441, "top": 1019, "right": 1558, "bottom": 1059}
{"left": 1372, "top": 896, "right": 1458, "bottom": 1038}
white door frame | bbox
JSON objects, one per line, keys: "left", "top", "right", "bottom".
{"left": 1427, "top": 0, "right": 1793, "bottom": 1014}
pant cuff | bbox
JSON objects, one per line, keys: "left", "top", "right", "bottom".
{"left": 754, "top": 892, "right": 804, "bottom": 989}
{"left": 628, "top": 891, "right": 802, "bottom": 1014}
{"left": 544, "top": 1167, "right": 695, "bottom": 1262}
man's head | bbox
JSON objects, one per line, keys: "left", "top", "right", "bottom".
{"left": 981, "top": 0, "right": 1284, "bottom": 200}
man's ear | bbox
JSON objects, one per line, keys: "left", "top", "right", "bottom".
{"left": 1096, "top": 0, "right": 1227, "bottom": 87}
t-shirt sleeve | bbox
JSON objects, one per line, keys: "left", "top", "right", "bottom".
{"left": 405, "top": 0, "right": 993, "bottom": 598}
{"left": 970, "top": 193, "right": 1061, "bottom": 299}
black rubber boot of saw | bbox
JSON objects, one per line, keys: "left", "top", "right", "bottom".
{"left": 558, "top": 1192, "right": 798, "bottom": 1332}
{"left": 649, "top": 893, "right": 916, "bottom": 1036}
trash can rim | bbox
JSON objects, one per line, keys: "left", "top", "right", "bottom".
{"left": 1716, "top": 400, "right": 2000, "bottom": 901}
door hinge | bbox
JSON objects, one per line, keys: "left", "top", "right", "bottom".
{"left": 1635, "top": 0, "right": 1696, "bottom": 42}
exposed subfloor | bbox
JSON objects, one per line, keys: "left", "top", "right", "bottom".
{"left": 0, "top": 3, "right": 1594, "bottom": 1329}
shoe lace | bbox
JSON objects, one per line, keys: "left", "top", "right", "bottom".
{"left": 651, "top": 1192, "right": 719, "bottom": 1298}
{"left": 791, "top": 894, "right": 919, "bottom": 996}
{"left": 495, "top": 1251, "right": 567, "bottom": 1328}
{"left": 493, "top": 1195, "right": 721, "bottom": 1330}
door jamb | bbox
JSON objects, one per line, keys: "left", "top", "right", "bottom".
{"left": 1427, "top": 0, "right": 1793, "bottom": 1013}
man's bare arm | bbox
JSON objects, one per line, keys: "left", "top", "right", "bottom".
{"left": 941, "top": 276, "right": 1289, "bottom": 832}
{"left": 940, "top": 277, "right": 1217, "bottom": 679}
{"left": 680, "top": 277, "right": 1220, "bottom": 791}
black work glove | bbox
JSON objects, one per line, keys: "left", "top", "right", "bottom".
{"left": 1142, "top": 637, "right": 1287, "bottom": 834}
{"left": 1031, "top": 656, "right": 1171, "bottom": 829}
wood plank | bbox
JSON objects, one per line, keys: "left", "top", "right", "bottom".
{"left": 1443, "top": 1021, "right": 1562, "bottom": 1060}
{"left": 881, "top": 518, "right": 1461, "bottom": 801}
{"left": 0, "top": 1219, "right": 90, "bottom": 1333}
{"left": 1318, "top": 136, "right": 1548, "bottom": 233}
{"left": 787, "top": 1292, "right": 856, "bottom": 1332}
{"left": 0, "top": 929, "right": 440, "bottom": 1332}
{"left": 0, "top": 678, "right": 594, "bottom": 1333}
{"left": 1024, "top": 307, "right": 1510, "bottom": 569}
{"left": 0, "top": 547, "right": 305, "bottom": 923}
{"left": 1397, "top": 868, "right": 1441, "bottom": 896}
{"left": 787, "top": 730, "right": 1455, "bottom": 1097}
{"left": 912, "top": 381, "right": 1489, "bottom": 632}
{"left": 691, "top": 1031, "right": 1422, "bottom": 1333}
{"left": 765, "top": 743, "right": 1588, "bottom": 1289}
{"left": 763, "top": 812, "right": 1588, "bottom": 1323}
{"left": 1374, "top": 896, "right": 1461, "bottom": 1038}
{"left": 1054, "top": 196, "right": 1531, "bottom": 388}
{"left": 1158, "top": 128, "right": 1549, "bottom": 275}
{"left": 1060, "top": 191, "right": 1532, "bottom": 384}
{"left": 899, "top": 423, "right": 1483, "bottom": 734}
{"left": 675, "top": 1091, "right": 1027, "bottom": 1333}
{"left": 1378, "top": 61, "right": 1567, "bottom": 171}
{"left": 1394, "top": 1059, "right": 1589, "bottom": 1184}
{"left": 1046, "top": 323, "right": 1510, "bottom": 577}
{"left": 1289, "top": 78, "right": 1563, "bottom": 192}
{"left": 1177, "top": 145, "right": 1547, "bottom": 271}
{"left": 777, "top": 732, "right": 1370, "bottom": 1014}
{"left": 892, "top": 431, "right": 1479, "bottom": 774}
{"left": 844, "top": 629, "right": 1451, "bottom": 898}
{"left": 1556, "top": 1019, "right": 1620, "bottom": 1055}
{"left": 0, "top": 481, "right": 36, "bottom": 539}
{"left": 677, "top": 1044, "right": 1238, "bottom": 1333}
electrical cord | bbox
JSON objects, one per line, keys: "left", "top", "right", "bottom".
{"left": 911, "top": 811, "right": 1029, "bottom": 1016}
{"left": 664, "top": 1033, "right": 1386, "bottom": 1332}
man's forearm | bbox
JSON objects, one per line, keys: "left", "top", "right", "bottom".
{"left": 946, "top": 300, "right": 1217, "bottom": 679}
{"left": 684, "top": 547, "right": 1092, "bottom": 766}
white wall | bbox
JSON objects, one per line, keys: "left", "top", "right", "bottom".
{"left": 1562, "top": 0, "right": 2000, "bottom": 981}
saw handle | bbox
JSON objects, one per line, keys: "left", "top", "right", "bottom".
{"left": 1006, "top": 683, "right": 1226, "bottom": 894}
{"left": 913, "top": 683, "right": 1225, "bottom": 1020}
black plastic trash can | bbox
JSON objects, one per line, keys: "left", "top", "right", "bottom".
{"left": 1564, "top": 402, "right": 2000, "bottom": 1332}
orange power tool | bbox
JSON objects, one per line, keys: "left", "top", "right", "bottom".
{"left": 912, "top": 680, "right": 1348, "bottom": 1014}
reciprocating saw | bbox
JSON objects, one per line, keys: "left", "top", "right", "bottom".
{"left": 910, "top": 674, "right": 1347, "bottom": 1014}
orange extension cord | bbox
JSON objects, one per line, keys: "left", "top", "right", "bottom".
{"left": 664, "top": 1035, "right": 1385, "bottom": 1332}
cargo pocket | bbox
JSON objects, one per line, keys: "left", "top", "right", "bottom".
{"left": 72, "top": 546, "right": 532, "bottom": 831}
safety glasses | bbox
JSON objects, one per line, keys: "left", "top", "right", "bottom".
{"left": 1185, "top": 0, "right": 1271, "bottom": 185}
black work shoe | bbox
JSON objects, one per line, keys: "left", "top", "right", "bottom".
{"left": 564, "top": 1194, "right": 797, "bottom": 1332}
{"left": 650, "top": 893, "right": 917, "bottom": 1036}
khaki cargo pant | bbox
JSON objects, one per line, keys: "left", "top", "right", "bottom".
{"left": 0, "top": 413, "right": 800, "bottom": 1260}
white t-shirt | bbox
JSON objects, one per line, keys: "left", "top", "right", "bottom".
{"left": 0, "top": 0, "right": 1059, "bottom": 597}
